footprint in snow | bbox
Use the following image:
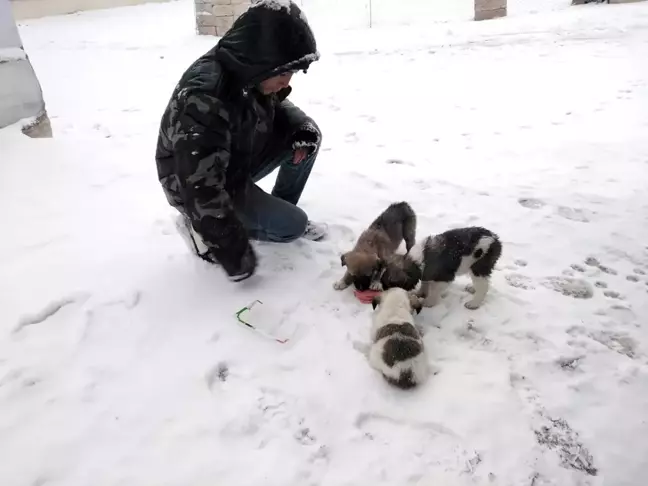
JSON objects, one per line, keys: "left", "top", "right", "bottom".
{"left": 555, "top": 206, "right": 592, "bottom": 223}
{"left": 556, "top": 355, "right": 583, "bottom": 371}
{"left": 541, "top": 276, "right": 593, "bottom": 299}
{"left": 345, "top": 132, "right": 359, "bottom": 143}
{"left": 505, "top": 273, "right": 535, "bottom": 290}
{"left": 255, "top": 391, "right": 321, "bottom": 449}
{"left": 593, "top": 331, "right": 638, "bottom": 359}
{"left": 568, "top": 326, "right": 638, "bottom": 359}
{"left": 534, "top": 416, "right": 597, "bottom": 476}
{"left": 294, "top": 427, "right": 317, "bottom": 445}
{"left": 603, "top": 290, "right": 623, "bottom": 300}
{"left": 385, "top": 158, "right": 413, "bottom": 166}
{"left": 518, "top": 197, "right": 546, "bottom": 209}
{"left": 599, "top": 264, "right": 618, "bottom": 275}
{"left": 205, "top": 362, "right": 230, "bottom": 390}
{"left": 585, "top": 256, "right": 600, "bottom": 267}
{"left": 584, "top": 256, "right": 618, "bottom": 275}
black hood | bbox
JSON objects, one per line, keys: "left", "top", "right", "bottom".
{"left": 213, "top": 0, "right": 319, "bottom": 87}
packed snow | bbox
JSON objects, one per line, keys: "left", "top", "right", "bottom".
{"left": 250, "top": 0, "right": 293, "bottom": 13}
{"left": 2, "top": 0, "right": 648, "bottom": 485}
{"left": 0, "top": 46, "right": 26, "bottom": 62}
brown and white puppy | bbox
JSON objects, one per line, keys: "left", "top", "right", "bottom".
{"left": 369, "top": 287, "right": 428, "bottom": 389}
{"left": 334, "top": 202, "right": 417, "bottom": 292}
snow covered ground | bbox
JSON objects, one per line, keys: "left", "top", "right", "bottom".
{"left": 2, "top": 0, "right": 648, "bottom": 485}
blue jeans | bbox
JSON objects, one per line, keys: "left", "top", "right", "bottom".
{"left": 234, "top": 146, "right": 318, "bottom": 242}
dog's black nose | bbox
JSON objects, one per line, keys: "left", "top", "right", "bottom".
{"left": 353, "top": 276, "right": 371, "bottom": 291}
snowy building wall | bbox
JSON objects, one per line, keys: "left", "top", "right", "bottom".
{"left": 10, "top": 0, "right": 170, "bottom": 20}
{"left": 298, "top": 0, "right": 476, "bottom": 30}
{"left": 0, "top": 0, "right": 50, "bottom": 134}
{"left": 193, "top": 0, "right": 476, "bottom": 37}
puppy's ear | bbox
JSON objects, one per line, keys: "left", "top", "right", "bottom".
{"left": 409, "top": 294, "right": 422, "bottom": 315}
{"left": 371, "top": 294, "right": 382, "bottom": 310}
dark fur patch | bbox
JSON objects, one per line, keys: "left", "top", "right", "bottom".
{"left": 353, "top": 260, "right": 385, "bottom": 291}
{"left": 374, "top": 322, "right": 419, "bottom": 341}
{"left": 382, "top": 336, "right": 422, "bottom": 367}
{"left": 371, "top": 295, "right": 381, "bottom": 310}
{"left": 383, "top": 369, "right": 417, "bottom": 389}
{"left": 368, "top": 201, "right": 417, "bottom": 252}
{"left": 421, "top": 227, "right": 501, "bottom": 282}
{"left": 353, "top": 275, "right": 373, "bottom": 291}
{"left": 381, "top": 254, "right": 422, "bottom": 291}
{"left": 471, "top": 237, "right": 502, "bottom": 277}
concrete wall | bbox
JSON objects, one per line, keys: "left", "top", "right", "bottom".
{"left": 0, "top": 0, "right": 50, "bottom": 134}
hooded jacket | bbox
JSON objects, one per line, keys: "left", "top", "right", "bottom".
{"left": 155, "top": 0, "right": 320, "bottom": 277}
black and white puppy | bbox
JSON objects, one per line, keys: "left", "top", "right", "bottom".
{"left": 408, "top": 226, "right": 502, "bottom": 309}
{"left": 369, "top": 288, "right": 428, "bottom": 389}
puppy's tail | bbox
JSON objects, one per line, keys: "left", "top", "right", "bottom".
{"left": 383, "top": 369, "right": 418, "bottom": 389}
{"left": 470, "top": 230, "right": 503, "bottom": 277}
{"left": 472, "top": 231, "right": 502, "bottom": 261}
{"left": 381, "top": 336, "right": 425, "bottom": 389}
{"left": 390, "top": 201, "right": 417, "bottom": 251}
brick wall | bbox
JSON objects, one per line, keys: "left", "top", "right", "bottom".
{"left": 195, "top": 0, "right": 251, "bottom": 36}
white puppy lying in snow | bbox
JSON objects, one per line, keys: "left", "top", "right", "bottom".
{"left": 368, "top": 287, "right": 430, "bottom": 389}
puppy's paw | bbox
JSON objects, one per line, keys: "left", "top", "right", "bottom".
{"left": 408, "top": 290, "right": 420, "bottom": 300}
{"left": 422, "top": 297, "right": 440, "bottom": 308}
{"left": 465, "top": 284, "right": 476, "bottom": 294}
{"left": 333, "top": 280, "right": 349, "bottom": 291}
{"left": 370, "top": 281, "right": 384, "bottom": 291}
{"left": 464, "top": 299, "right": 483, "bottom": 310}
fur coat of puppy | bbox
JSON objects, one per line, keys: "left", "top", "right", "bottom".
{"left": 409, "top": 226, "right": 502, "bottom": 309}
{"left": 380, "top": 253, "right": 422, "bottom": 291}
{"left": 334, "top": 202, "right": 417, "bottom": 292}
{"left": 369, "top": 287, "right": 428, "bottom": 389}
